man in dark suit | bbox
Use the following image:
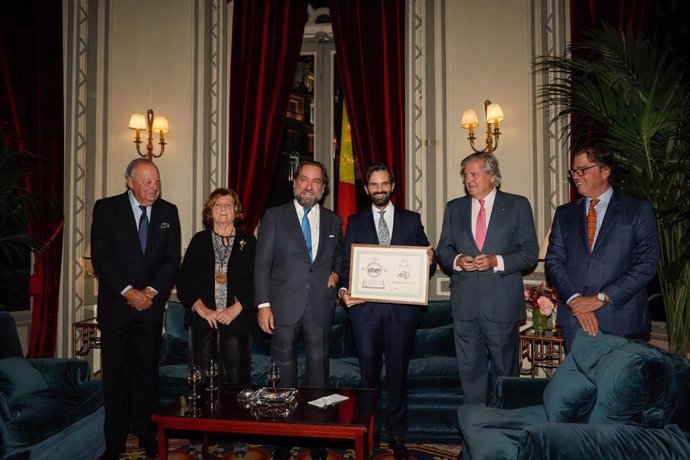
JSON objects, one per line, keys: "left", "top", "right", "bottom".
{"left": 91, "top": 158, "right": 181, "bottom": 460}
{"left": 545, "top": 145, "right": 659, "bottom": 352}
{"left": 255, "top": 160, "right": 341, "bottom": 460}
{"left": 339, "top": 163, "right": 434, "bottom": 460}
{"left": 437, "top": 152, "right": 538, "bottom": 406}
{"left": 255, "top": 159, "right": 342, "bottom": 385}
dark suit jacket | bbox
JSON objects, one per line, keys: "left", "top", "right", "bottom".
{"left": 545, "top": 190, "right": 659, "bottom": 335}
{"left": 254, "top": 201, "right": 342, "bottom": 327}
{"left": 91, "top": 191, "right": 181, "bottom": 330}
{"left": 437, "top": 190, "right": 538, "bottom": 322}
{"left": 177, "top": 228, "right": 256, "bottom": 334}
{"left": 340, "top": 206, "right": 432, "bottom": 324}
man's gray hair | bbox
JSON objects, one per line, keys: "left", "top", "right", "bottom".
{"left": 460, "top": 152, "right": 502, "bottom": 188}
{"left": 125, "top": 158, "right": 155, "bottom": 178}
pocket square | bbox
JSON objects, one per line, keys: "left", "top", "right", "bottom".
{"left": 329, "top": 234, "right": 335, "bottom": 238}
{"left": 160, "top": 222, "right": 170, "bottom": 229}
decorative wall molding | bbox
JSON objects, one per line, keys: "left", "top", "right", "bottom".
{"left": 208, "top": 0, "right": 227, "bottom": 191}
{"left": 531, "top": 0, "right": 570, "bottom": 239}
{"left": 191, "top": 0, "right": 229, "bottom": 233}
{"left": 406, "top": 0, "right": 426, "bottom": 219}
{"left": 61, "top": 0, "right": 91, "bottom": 357}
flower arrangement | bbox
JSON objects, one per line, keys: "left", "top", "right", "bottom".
{"left": 524, "top": 283, "right": 558, "bottom": 317}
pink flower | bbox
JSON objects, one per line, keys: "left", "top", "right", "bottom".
{"left": 524, "top": 283, "right": 559, "bottom": 317}
{"left": 536, "top": 296, "right": 555, "bottom": 316}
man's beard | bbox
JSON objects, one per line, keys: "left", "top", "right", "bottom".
{"left": 370, "top": 191, "right": 391, "bottom": 207}
{"left": 294, "top": 188, "right": 323, "bottom": 208}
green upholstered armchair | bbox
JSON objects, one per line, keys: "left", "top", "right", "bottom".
{"left": 0, "top": 311, "right": 105, "bottom": 460}
{"left": 457, "top": 331, "right": 690, "bottom": 460}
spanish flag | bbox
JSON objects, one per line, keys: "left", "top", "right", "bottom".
{"left": 337, "top": 104, "right": 356, "bottom": 234}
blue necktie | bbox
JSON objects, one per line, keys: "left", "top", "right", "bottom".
{"left": 302, "top": 207, "right": 312, "bottom": 260}
{"left": 138, "top": 205, "right": 148, "bottom": 253}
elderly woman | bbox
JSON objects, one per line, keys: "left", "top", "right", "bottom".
{"left": 177, "top": 188, "right": 256, "bottom": 385}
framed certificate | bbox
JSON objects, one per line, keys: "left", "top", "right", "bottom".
{"left": 349, "top": 244, "right": 430, "bottom": 305}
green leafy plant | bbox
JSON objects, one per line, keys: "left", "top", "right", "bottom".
{"left": 535, "top": 24, "right": 690, "bottom": 356}
{"left": 0, "top": 148, "right": 47, "bottom": 263}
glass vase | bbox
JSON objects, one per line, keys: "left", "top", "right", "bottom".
{"left": 532, "top": 310, "right": 547, "bottom": 335}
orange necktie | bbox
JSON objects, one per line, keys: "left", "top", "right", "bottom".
{"left": 587, "top": 198, "right": 599, "bottom": 250}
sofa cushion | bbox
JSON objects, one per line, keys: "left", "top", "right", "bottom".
{"left": 411, "top": 324, "right": 454, "bottom": 358}
{"left": 4, "top": 382, "right": 103, "bottom": 449}
{"left": 588, "top": 340, "right": 673, "bottom": 427}
{"left": 543, "top": 354, "right": 597, "bottom": 422}
{"left": 458, "top": 404, "right": 547, "bottom": 460}
{"left": 159, "top": 335, "right": 189, "bottom": 367}
{"left": 544, "top": 331, "right": 675, "bottom": 428}
{"left": 517, "top": 422, "right": 690, "bottom": 460}
{"left": 0, "top": 393, "right": 18, "bottom": 422}
{"left": 164, "top": 302, "right": 187, "bottom": 340}
{"left": 0, "top": 358, "right": 48, "bottom": 401}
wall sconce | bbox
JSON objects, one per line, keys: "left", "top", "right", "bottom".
{"left": 461, "top": 100, "right": 504, "bottom": 153}
{"left": 128, "top": 109, "right": 169, "bottom": 160}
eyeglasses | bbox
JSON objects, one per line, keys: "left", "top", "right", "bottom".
{"left": 568, "top": 164, "right": 599, "bottom": 177}
{"left": 213, "top": 202, "right": 234, "bottom": 209}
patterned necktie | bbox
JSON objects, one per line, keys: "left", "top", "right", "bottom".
{"left": 302, "top": 207, "right": 313, "bottom": 260}
{"left": 378, "top": 211, "right": 391, "bottom": 245}
{"left": 587, "top": 198, "right": 600, "bottom": 250}
{"left": 475, "top": 199, "right": 486, "bottom": 250}
{"left": 138, "top": 205, "right": 148, "bottom": 253}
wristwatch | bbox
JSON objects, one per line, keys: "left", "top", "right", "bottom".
{"left": 597, "top": 292, "right": 609, "bottom": 304}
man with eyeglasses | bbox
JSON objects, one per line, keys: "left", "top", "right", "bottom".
{"left": 545, "top": 144, "right": 660, "bottom": 352}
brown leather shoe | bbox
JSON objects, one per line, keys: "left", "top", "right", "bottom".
{"left": 388, "top": 436, "right": 409, "bottom": 460}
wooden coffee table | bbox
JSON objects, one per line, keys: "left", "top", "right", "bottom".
{"left": 152, "top": 386, "right": 377, "bottom": 459}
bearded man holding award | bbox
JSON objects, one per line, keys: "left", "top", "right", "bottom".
{"left": 339, "top": 162, "right": 435, "bottom": 460}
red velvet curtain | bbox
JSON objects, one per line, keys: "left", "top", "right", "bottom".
{"left": 228, "top": 0, "right": 308, "bottom": 233}
{"left": 571, "top": 0, "right": 650, "bottom": 40}
{"left": 0, "top": 1, "right": 64, "bottom": 357}
{"left": 329, "top": 0, "right": 406, "bottom": 208}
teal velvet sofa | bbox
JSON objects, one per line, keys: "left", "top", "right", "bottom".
{"left": 158, "top": 300, "right": 463, "bottom": 443}
{"left": 457, "top": 331, "right": 690, "bottom": 459}
{"left": 0, "top": 311, "right": 105, "bottom": 460}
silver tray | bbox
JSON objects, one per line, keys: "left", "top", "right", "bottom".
{"left": 249, "top": 387, "right": 298, "bottom": 406}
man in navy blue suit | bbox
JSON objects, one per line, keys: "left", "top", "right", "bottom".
{"left": 437, "top": 152, "right": 538, "bottom": 406}
{"left": 339, "top": 163, "right": 433, "bottom": 460}
{"left": 545, "top": 145, "right": 660, "bottom": 352}
{"left": 91, "top": 158, "right": 181, "bottom": 459}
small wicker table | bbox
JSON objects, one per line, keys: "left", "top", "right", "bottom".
{"left": 519, "top": 326, "right": 565, "bottom": 377}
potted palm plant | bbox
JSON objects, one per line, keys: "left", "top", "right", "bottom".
{"left": 0, "top": 148, "right": 46, "bottom": 264}
{"left": 535, "top": 24, "right": 690, "bottom": 356}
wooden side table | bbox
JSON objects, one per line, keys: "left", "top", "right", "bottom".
{"left": 72, "top": 317, "right": 101, "bottom": 375}
{"left": 520, "top": 326, "right": 565, "bottom": 377}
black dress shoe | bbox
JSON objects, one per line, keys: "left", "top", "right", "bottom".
{"left": 388, "top": 436, "right": 409, "bottom": 460}
{"left": 140, "top": 437, "right": 159, "bottom": 458}
{"left": 98, "top": 447, "right": 122, "bottom": 460}
{"left": 311, "top": 447, "right": 328, "bottom": 460}
{"left": 273, "top": 444, "right": 291, "bottom": 460}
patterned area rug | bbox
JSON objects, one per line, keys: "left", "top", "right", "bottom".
{"left": 121, "top": 435, "right": 461, "bottom": 459}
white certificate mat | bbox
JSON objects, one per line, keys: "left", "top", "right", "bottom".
{"left": 349, "top": 244, "right": 429, "bottom": 305}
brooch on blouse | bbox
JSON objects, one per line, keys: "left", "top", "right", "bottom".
{"left": 239, "top": 239, "right": 246, "bottom": 251}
